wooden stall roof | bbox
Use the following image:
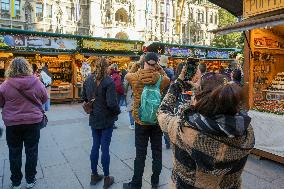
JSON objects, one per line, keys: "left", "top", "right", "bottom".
{"left": 145, "top": 42, "right": 241, "bottom": 51}
{"left": 208, "top": 0, "right": 243, "bottom": 16}
{"left": 0, "top": 28, "right": 144, "bottom": 44}
{"left": 211, "top": 13, "right": 284, "bottom": 35}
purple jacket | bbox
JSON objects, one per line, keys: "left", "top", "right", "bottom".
{"left": 0, "top": 76, "right": 48, "bottom": 126}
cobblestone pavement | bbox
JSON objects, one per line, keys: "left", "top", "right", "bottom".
{"left": 0, "top": 104, "right": 284, "bottom": 189}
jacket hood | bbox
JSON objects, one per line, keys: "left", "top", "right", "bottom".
{"left": 6, "top": 76, "right": 39, "bottom": 91}
{"left": 137, "top": 69, "right": 161, "bottom": 85}
{"left": 186, "top": 111, "right": 251, "bottom": 138}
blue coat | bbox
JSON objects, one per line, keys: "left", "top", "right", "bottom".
{"left": 82, "top": 75, "right": 120, "bottom": 129}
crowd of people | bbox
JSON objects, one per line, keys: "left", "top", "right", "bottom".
{"left": 0, "top": 54, "right": 254, "bottom": 189}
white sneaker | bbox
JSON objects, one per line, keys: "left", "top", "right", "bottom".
{"left": 129, "top": 125, "right": 135, "bottom": 130}
{"left": 11, "top": 185, "right": 21, "bottom": 189}
{"left": 26, "top": 179, "right": 36, "bottom": 189}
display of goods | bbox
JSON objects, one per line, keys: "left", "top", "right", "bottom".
{"left": 253, "top": 100, "right": 284, "bottom": 115}
{"left": 269, "top": 72, "right": 284, "bottom": 91}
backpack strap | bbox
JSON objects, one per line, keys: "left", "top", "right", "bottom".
{"left": 155, "top": 75, "right": 162, "bottom": 88}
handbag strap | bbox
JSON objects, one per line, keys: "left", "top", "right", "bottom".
{"left": 9, "top": 83, "right": 44, "bottom": 113}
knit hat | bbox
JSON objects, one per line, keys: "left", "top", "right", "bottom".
{"left": 144, "top": 52, "right": 158, "bottom": 65}
{"left": 159, "top": 55, "right": 168, "bottom": 67}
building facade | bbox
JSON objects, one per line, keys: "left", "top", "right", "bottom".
{"left": 0, "top": 0, "right": 219, "bottom": 45}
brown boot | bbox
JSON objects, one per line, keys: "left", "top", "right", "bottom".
{"left": 103, "top": 176, "right": 114, "bottom": 189}
{"left": 90, "top": 174, "right": 103, "bottom": 185}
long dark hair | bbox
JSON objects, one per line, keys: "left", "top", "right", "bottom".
{"left": 194, "top": 72, "right": 243, "bottom": 117}
{"left": 95, "top": 58, "right": 109, "bottom": 81}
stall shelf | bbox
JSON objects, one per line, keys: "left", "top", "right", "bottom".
{"left": 210, "top": 0, "right": 284, "bottom": 164}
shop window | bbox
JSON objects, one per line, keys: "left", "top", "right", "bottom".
{"left": 15, "top": 0, "right": 20, "bottom": 19}
{"left": 36, "top": 2, "right": 43, "bottom": 20}
{"left": 46, "top": 4, "right": 52, "bottom": 18}
{"left": 106, "top": 11, "right": 111, "bottom": 21}
{"left": 160, "top": 3, "right": 164, "bottom": 16}
{"left": 189, "top": 8, "right": 193, "bottom": 19}
{"left": 197, "top": 11, "right": 204, "bottom": 23}
{"left": 1, "top": 0, "right": 10, "bottom": 18}
{"left": 66, "top": 7, "right": 72, "bottom": 20}
{"left": 197, "top": 0, "right": 203, "bottom": 4}
{"left": 210, "top": 13, "right": 213, "bottom": 23}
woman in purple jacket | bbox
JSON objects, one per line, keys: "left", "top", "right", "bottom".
{"left": 0, "top": 57, "right": 48, "bottom": 189}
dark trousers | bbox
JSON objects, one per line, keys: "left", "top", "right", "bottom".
{"left": 6, "top": 123, "right": 40, "bottom": 186}
{"left": 131, "top": 123, "right": 163, "bottom": 187}
{"left": 164, "top": 133, "right": 171, "bottom": 148}
{"left": 90, "top": 126, "right": 113, "bottom": 176}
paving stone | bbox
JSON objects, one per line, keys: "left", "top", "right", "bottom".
{"left": 271, "top": 178, "right": 284, "bottom": 189}
{"left": 242, "top": 171, "right": 279, "bottom": 189}
{"left": 0, "top": 159, "right": 4, "bottom": 177}
{"left": 1, "top": 104, "right": 284, "bottom": 189}
{"left": 107, "top": 154, "right": 133, "bottom": 183}
{"left": 147, "top": 146, "right": 173, "bottom": 170}
{"left": 124, "top": 157, "right": 171, "bottom": 187}
{"left": 109, "top": 138, "right": 136, "bottom": 161}
{"left": 0, "top": 177, "right": 2, "bottom": 189}
{"left": 38, "top": 146, "right": 67, "bottom": 168}
{"left": 43, "top": 163, "right": 82, "bottom": 189}
{"left": 2, "top": 159, "right": 44, "bottom": 189}
{"left": 244, "top": 156, "right": 282, "bottom": 182}
{"left": 92, "top": 178, "right": 152, "bottom": 189}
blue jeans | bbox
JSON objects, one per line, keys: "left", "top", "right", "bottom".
{"left": 90, "top": 126, "right": 113, "bottom": 176}
{"left": 42, "top": 99, "right": 50, "bottom": 111}
{"left": 128, "top": 111, "right": 134, "bottom": 126}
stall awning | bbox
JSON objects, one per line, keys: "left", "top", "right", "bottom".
{"left": 211, "top": 13, "right": 284, "bottom": 35}
{"left": 208, "top": 0, "right": 243, "bottom": 16}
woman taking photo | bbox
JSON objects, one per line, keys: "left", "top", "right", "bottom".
{"left": 82, "top": 58, "right": 120, "bottom": 189}
{"left": 157, "top": 67, "right": 255, "bottom": 189}
{"left": 0, "top": 57, "right": 48, "bottom": 189}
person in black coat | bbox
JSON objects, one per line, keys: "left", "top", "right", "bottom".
{"left": 82, "top": 58, "right": 120, "bottom": 189}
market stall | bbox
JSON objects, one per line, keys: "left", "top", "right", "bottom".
{"left": 0, "top": 28, "right": 79, "bottom": 102}
{"left": 81, "top": 38, "right": 143, "bottom": 68}
{"left": 0, "top": 28, "right": 144, "bottom": 101}
{"left": 144, "top": 42, "right": 240, "bottom": 71}
{"left": 211, "top": 0, "right": 284, "bottom": 163}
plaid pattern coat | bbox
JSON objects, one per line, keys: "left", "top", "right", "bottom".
{"left": 157, "top": 81, "right": 255, "bottom": 189}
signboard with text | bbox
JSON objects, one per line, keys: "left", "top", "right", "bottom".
{"left": 243, "top": 0, "right": 284, "bottom": 18}
{"left": 82, "top": 39, "right": 142, "bottom": 52}
{"left": 165, "top": 47, "right": 194, "bottom": 57}
{"left": 0, "top": 34, "right": 77, "bottom": 50}
{"left": 194, "top": 48, "right": 206, "bottom": 58}
{"left": 207, "top": 50, "right": 230, "bottom": 59}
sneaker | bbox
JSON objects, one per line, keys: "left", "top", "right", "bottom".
{"left": 11, "top": 185, "right": 21, "bottom": 189}
{"left": 26, "top": 179, "right": 36, "bottom": 189}
{"left": 90, "top": 174, "right": 104, "bottom": 185}
{"left": 129, "top": 125, "right": 135, "bottom": 130}
{"left": 103, "top": 176, "right": 114, "bottom": 189}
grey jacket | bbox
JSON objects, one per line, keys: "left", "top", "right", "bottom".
{"left": 82, "top": 74, "right": 120, "bottom": 129}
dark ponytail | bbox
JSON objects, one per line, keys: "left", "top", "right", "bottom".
{"left": 194, "top": 73, "right": 243, "bottom": 117}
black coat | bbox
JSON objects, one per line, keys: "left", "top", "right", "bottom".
{"left": 82, "top": 74, "right": 120, "bottom": 129}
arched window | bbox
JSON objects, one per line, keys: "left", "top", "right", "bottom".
{"left": 115, "top": 8, "right": 128, "bottom": 22}
{"left": 115, "top": 32, "right": 129, "bottom": 39}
